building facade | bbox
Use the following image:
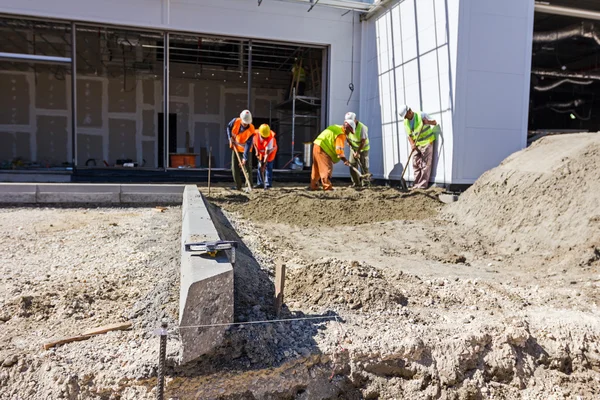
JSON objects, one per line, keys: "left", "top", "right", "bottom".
{"left": 3, "top": 0, "right": 595, "bottom": 185}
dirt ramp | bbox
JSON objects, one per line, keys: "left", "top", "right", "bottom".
{"left": 444, "top": 133, "right": 600, "bottom": 255}
{"left": 207, "top": 187, "right": 442, "bottom": 227}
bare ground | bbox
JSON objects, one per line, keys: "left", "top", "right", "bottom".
{"left": 1, "top": 133, "right": 599, "bottom": 400}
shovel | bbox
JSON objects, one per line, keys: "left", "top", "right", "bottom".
{"left": 231, "top": 140, "right": 252, "bottom": 192}
{"left": 399, "top": 147, "right": 417, "bottom": 191}
{"left": 349, "top": 164, "right": 373, "bottom": 181}
{"left": 354, "top": 155, "right": 371, "bottom": 187}
{"left": 399, "top": 125, "right": 427, "bottom": 191}
{"left": 259, "top": 155, "right": 268, "bottom": 190}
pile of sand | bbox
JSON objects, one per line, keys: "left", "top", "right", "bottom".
{"left": 286, "top": 259, "right": 407, "bottom": 312}
{"left": 207, "top": 186, "right": 442, "bottom": 227}
{"left": 444, "top": 133, "right": 600, "bottom": 257}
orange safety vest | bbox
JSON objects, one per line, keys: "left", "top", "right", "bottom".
{"left": 254, "top": 131, "right": 278, "bottom": 163}
{"left": 230, "top": 118, "right": 255, "bottom": 153}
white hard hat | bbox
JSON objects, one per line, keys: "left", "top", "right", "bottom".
{"left": 398, "top": 104, "right": 409, "bottom": 119}
{"left": 344, "top": 119, "right": 356, "bottom": 132}
{"left": 240, "top": 110, "right": 253, "bottom": 125}
{"left": 345, "top": 112, "right": 356, "bottom": 121}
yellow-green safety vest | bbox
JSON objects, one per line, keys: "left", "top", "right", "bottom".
{"left": 404, "top": 111, "right": 437, "bottom": 147}
{"left": 292, "top": 65, "right": 306, "bottom": 83}
{"left": 347, "top": 122, "right": 370, "bottom": 152}
{"left": 314, "top": 125, "right": 344, "bottom": 163}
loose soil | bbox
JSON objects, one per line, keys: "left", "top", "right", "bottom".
{"left": 207, "top": 186, "right": 443, "bottom": 227}
{"left": 2, "top": 133, "right": 600, "bottom": 399}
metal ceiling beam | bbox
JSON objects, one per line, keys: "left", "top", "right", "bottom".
{"left": 0, "top": 52, "right": 71, "bottom": 64}
{"left": 361, "top": 0, "right": 395, "bottom": 21}
{"left": 266, "top": 0, "right": 371, "bottom": 12}
{"left": 534, "top": 2, "right": 600, "bottom": 21}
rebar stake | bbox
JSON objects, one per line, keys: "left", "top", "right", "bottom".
{"left": 156, "top": 320, "right": 168, "bottom": 400}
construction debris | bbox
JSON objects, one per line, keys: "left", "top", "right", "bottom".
{"left": 43, "top": 322, "right": 132, "bottom": 350}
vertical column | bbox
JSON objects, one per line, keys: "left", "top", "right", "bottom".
{"left": 292, "top": 87, "right": 296, "bottom": 160}
{"left": 247, "top": 40, "right": 252, "bottom": 109}
{"left": 413, "top": 0, "right": 423, "bottom": 111}
{"left": 71, "top": 22, "right": 77, "bottom": 167}
{"left": 163, "top": 32, "right": 170, "bottom": 170}
{"left": 320, "top": 48, "right": 329, "bottom": 129}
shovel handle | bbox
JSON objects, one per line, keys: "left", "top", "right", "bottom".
{"left": 401, "top": 147, "right": 417, "bottom": 181}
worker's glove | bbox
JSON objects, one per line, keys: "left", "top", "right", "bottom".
{"left": 241, "top": 159, "right": 247, "bottom": 167}
{"left": 343, "top": 159, "right": 350, "bottom": 167}
{"left": 353, "top": 151, "right": 359, "bottom": 159}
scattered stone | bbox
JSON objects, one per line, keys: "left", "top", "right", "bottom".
{"left": 2, "top": 355, "right": 18, "bottom": 368}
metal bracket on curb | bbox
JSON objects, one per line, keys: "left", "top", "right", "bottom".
{"left": 185, "top": 240, "right": 238, "bottom": 264}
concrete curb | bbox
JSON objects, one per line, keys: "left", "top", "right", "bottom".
{"left": 179, "top": 185, "right": 234, "bottom": 364}
{"left": 0, "top": 183, "right": 185, "bottom": 204}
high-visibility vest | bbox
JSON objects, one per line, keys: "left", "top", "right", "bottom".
{"left": 254, "top": 131, "right": 278, "bottom": 163}
{"left": 313, "top": 125, "right": 344, "bottom": 163}
{"left": 347, "top": 121, "right": 370, "bottom": 152}
{"left": 230, "top": 118, "right": 255, "bottom": 152}
{"left": 292, "top": 65, "right": 306, "bottom": 83}
{"left": 404, "top": 111, "right": 437, "bottom": 147}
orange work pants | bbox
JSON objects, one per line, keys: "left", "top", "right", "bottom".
{"left": 310, "top": 144, "right": 334, "bottom": 191}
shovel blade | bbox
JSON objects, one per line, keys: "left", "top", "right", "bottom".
{"left": 399, "top": 178, "right": 408, "bottom": 191}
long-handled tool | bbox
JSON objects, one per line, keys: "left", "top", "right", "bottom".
{"left": 231, "top": 139, "right": 252, "bottom": 192}
{"left": 399, "top": 147, "right": 417, "bottom": 191}
{"left": 347, "top": 138, "right": 372, "bottom": 186}
{"left": 354, "top": 155, "right": 371, "bottom": 187}
{"left": 349, "top": 164, "right": 373, "bottom": 181}
{"left": 399, "top": 125, "right": 427, "bottom": 191}
{"left": 259, "top": 154, "right": 267, "bottom": 189}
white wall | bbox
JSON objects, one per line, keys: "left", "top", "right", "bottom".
{"left": 451, "top": 0, "right": 535, "bottom": 184}
{"left": 0, "top": 0, "right": 361, "bottom": 171}
{"left": 360, "top": 0, "right": 534, "bottom": 185}
{"left": 360, "top": 0, "right": 459, "bottom": 184}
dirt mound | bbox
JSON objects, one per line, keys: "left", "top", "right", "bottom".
{"left": 443, "top": 133, "right": 600, "bottom": 256}
{"left": 286, "top": 259, "right": 407, "bottom": 312}
{"left": 206, "top": 186, "right": 442, "bottom": 227}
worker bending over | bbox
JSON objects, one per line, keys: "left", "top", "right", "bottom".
{"left": 345, "top": 111, "right": 370, "bottom": 187}
{"left": 310, "top": 120, "right": 355, "bottom": 191}
{"left": 226, "top": 110, "right": 255, "bottom": 190}
{"left": 253, "top": 124, "right": 278, "bottom": 189}
{"left": 399, "top": 105, "right": 438, "bottom": 189}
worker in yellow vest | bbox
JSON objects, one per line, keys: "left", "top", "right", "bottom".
{"left": 344, "top": 112, "right": 370, "bottom": 187}
{"left": 398, "top": 105, "right": 438, "bottom": 189}
{"left": 291, "top": 58, "right": 306, "bottom": 96}
{"left": 310, "top": 119, "right": 355, "bottom": 191}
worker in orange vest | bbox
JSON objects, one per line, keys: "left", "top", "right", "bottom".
{"left": 226, "top": 110, "right": 255, "bottom": 190}
{"left": 253, "top": 124, "right": 278, "bottom": 189}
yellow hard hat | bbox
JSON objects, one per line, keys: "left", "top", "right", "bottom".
{"left": 259, "top": 124, "right": 271, "bottom": 138}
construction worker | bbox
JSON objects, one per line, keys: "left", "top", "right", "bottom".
{"left": 310, "top": 120, "right": 355, "bottom": 191}
{"left": 226, "top": 110, "right": 255, "bottom": 190}
{"left": 398, "top": 105, "right": 438, "bottom": 189}
{"left": 253, "top": 124, "right": 278, "bottom": 189}
{"left": 344, "top": 111, "right": 370, "bottom": 187}
{"left": 289, "top": 58, "right": 306, "bottom": 98}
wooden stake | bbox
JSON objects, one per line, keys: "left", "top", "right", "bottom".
{"left": 42, "top": 322, "right": 132, "bottom": 350}
{"left": 274, "top": 262, "right": 286, "bottom": 317}
{"left": 208, "top": 146, "right": 212, "bottom": 196}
